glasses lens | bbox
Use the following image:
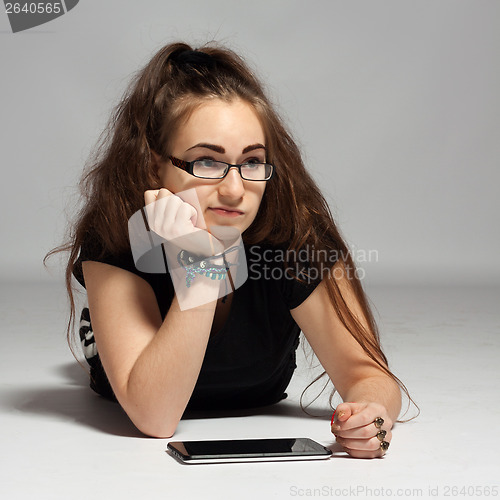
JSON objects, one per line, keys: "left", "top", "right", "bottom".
{"left": 193, "top": 160, "right": 227, "bottom": 178}
{"left": 241, "top": 163, "right": 272, "bottom": 181}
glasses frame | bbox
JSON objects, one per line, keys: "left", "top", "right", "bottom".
{"left": 169, "top": 156, "right": 275, "bottom": 181}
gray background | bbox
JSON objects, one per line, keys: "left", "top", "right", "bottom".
{"left": 1, "top": 3, "right": 499, "bottom": 496}
{"left": 1, "top": 0, "right": 499, "bottom": 286}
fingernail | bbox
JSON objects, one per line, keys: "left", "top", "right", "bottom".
{"left": 330, "top": 410, "right": 337, "bottom": 426}
{"left": 338, "top": 411, "right": 345, "bottom": 418}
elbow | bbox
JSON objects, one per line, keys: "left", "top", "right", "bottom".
{"left": 118, "top": 394, "right": 180, "bottom": 438}
{"left": 116, "top": 384, "right": 181, "bottom": 438}
{"left": 125, "top": 401, "right": 181, "bottom": 438}
{"left": 125, "top": 403, "right": 180, "bottom": 438}
{"left": 140, "top": 428, "right": 176, "bottom": 439}
{"left": 134, "top": 418, "right": 179, "bottom": 439}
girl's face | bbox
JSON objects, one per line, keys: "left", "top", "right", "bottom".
{"left": 156, "top": 99, "right": 267, "bottom": 235}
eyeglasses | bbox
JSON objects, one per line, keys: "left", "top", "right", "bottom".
{"left": 169, "top": 156, "right": 275, "bottom": 181}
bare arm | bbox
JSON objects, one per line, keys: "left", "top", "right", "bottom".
{"left": 83, "top": 260, "right": 218, "bottom": 438}
{"left": 291, "top": 276, "right": 401, "bottom": 418}
{"left": 291, "top": 261, "right": 401, "bottom": 457}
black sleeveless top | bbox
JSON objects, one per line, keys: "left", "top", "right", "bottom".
{"left": 73, "top": 234, "right": 330, "bottom": 411}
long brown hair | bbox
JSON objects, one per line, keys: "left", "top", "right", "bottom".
{"left": 44, "top": 41, "right": 416, "bottom": 421}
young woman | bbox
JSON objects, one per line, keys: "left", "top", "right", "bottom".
{"left": 46, "top": 42, "right": 411, "bottom": 458}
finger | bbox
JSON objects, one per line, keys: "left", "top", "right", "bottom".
{"left": 341, "top": 446, "right": 387, "bottom": 459}
{"left": 335, "top": 426, "right": 392, "bottom": 442}
{"left": 336, "top": 436, "right": 383, "bottom": 453}
{"left": 157, "top": 194, "right": 182, "bottom": 232}
{"left": 345, "top": 411, "right": 392, "bottom": 433}
{"left": 334, "top": 404, "right": 390, "bottom": 432}
{"left": 175, "top": 201, "right": 198, "bottom": 227}
{"left": 337, "top": 428, "right": 392, "bottom": 459}
{"left": 156, "top": 187, "right": 173, "bottom": 199}
{"left": 174, "top": 187, "right": 206, "bottom": 230}
{"left": 335, "top": 402, "right": 356, "bottom": 422}
{"left": 144, "top": 189, "right": 160, "bottom": 206}
{"left": 146, "top": 192, "right": 180, "bottom": 235}
{"left": 153, "top": 188, "right": 175, "bottom": 217}
{"left": 331, "top": 402, "right": 364, "bottom": 433}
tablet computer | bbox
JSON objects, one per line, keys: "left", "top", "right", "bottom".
{"left": 167, "top": 437, "right": 332, "bottom": 464}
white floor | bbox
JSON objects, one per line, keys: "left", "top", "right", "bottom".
{"left": 1, "top": 281, "right": 499, "bottom": 500}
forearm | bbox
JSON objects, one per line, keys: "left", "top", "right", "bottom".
{"left": 343, "top": 375, "right": 402, "bottom": 423}
{"left": 123, "top": 293, "right": 217, "bottom": 437}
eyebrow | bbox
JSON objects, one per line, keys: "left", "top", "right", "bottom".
{"left": 185, "top": 143, "right": 266, "bottom": 154}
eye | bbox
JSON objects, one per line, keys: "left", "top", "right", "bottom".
{"left": 196, "top": 157, "right": 218, "bottom": 166}
{"left": 244, "top": 157, "right": 264, "bottom": 165}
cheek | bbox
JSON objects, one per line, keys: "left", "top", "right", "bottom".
{"left": 191, "top": 185, "right": 212, "bottom": 207}
{"left": 254, "top": 187, "right": 266, "bottom": 210}
{"left": 160, "top": 167, "right": 201, "bottom": 194}
{"left": 159, "top": 167, "right": 178, "bottom": 191}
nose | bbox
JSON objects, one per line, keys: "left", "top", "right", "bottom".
{"left": 218, "top": 167, "right": 245, "bottom": 199}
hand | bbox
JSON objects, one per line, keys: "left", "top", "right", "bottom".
{"left": 144, "top": 188, "right": 222, "bottom": 257}
{"left": 330, "top": 402, "right": 393, "bottom": 459}
{"left": 144, "top": 187, "right": 198, "bottom": 240}
{"left": 143, "top": 188, "right": 242, "bottom": 311}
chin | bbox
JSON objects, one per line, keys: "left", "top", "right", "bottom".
{"left": 208, "top": 221, "right": 243, "bottom": 231}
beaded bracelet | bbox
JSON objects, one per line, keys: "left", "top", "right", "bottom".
{"left": 177, "top": 246, "right": 239, "bottom": 288}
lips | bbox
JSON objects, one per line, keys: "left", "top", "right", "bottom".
{"left": 209, "top": 207, "right": 244, "bottom": 217}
